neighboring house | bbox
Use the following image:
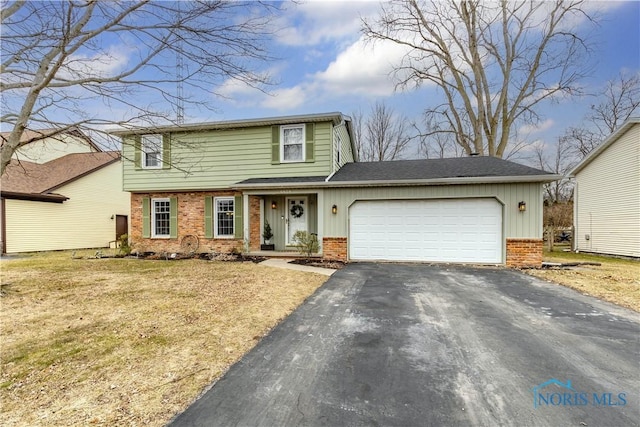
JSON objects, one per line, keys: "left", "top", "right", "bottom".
{"left": 1, "top": 129, "right": 130, "bottom": 253}
{"left": 2, "top": 126, "right": 102, "bottom": 164}
{"left": 112, "top": 112, "right": 558, "bottom": 267}
{"left": 569, "top": 117, "right": 640, "bottom": 258}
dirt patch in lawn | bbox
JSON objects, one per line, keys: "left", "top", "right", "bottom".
{"left": 526, "top": 251, "right": 640, "bottom": 312}
{"left": 290, "top": 258, "right": 346, "bottom": 270}
{"left": 0, "top": 250, "right": 327, "bottom": 426}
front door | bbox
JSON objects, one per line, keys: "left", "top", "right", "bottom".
{"left": 286, "top": 197, "right": 308, "bottom": 245}
{"left": 116, "top": 215, "right": 128, "bottom": 240}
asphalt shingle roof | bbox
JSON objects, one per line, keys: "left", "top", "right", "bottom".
{"left": 236, "top": 176, "right": 328, "bottom": 185}
{"left": 328, "top": 156, "right": 552, "bottom": 182}
{"left": 1, "top": 152, "right": 120, "bottom": 196}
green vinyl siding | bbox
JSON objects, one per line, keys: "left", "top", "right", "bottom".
{"left": 123, "top": 122, "right": 335, "bottom": 192}
{"left": 333, "top": 123, "right": 354, "bottom": 171}
{"left": 322, "top": 183, "right": 544, "bottom": 240}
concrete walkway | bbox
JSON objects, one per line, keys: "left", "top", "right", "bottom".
{"left": 259, "top": 258, "right": 336, "bottom": 276}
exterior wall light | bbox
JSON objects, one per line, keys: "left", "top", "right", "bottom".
{"left": 271, "top": 201, "right": 277, "bottom": 209}
{"left": 332, "top": 204, "right": 338, "bottom": 215}
{"left": 518, "top": 201, "right": 526, "bottom": 212}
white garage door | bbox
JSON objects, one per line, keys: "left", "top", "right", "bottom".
{"left": 349, "top": 199, "right": 502, "bottom": 263}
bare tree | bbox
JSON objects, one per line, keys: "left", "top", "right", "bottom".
{"left": 563, "top": 71, "right": 640, "bottom": 158}
{"left": 363, "top": 0, "right": 595, "bottom": 158}
{"left": 416, "top": 116, "right": 464, "bottom": 159}
{"left": 350, "top": 108, "right": 365, "bottom": 161}
{"left": 356, "top": 102, "right": 412, "bottom": 161}
{"left": 1, "top": 1, "right": 277, "bottom": 174}
{"left": 532, "top": 138, "right": 574, "bottom": 204}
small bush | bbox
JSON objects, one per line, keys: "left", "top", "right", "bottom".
{"left": 118, "top": 234, "right": 132, "bottom": 256}
{"left": 292, "top": 231, "right": 319, "bottom": 256}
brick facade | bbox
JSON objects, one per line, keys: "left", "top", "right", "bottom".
{"left": 323, "top": 237, "right": 348, "bottom": 261}
{"left": 130, "top": 191, "right": 243, "bottom": 254}
{"left": 505, "top": 238, "right": 543, "bottom": 268}
{"left": 249, "top": 196, "right": 261, "bottom": 251}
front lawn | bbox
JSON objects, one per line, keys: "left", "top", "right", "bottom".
{"left": 526, "top": 249, "right": 640, "bottom": 312}
{"left": 0, "top": 250, "right": 327, "bottom": 426}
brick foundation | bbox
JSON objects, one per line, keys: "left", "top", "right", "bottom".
{"left": 506, "top": 238, "right": 543, "bottom": 268}
{"left": 131, "top": 191, "right": 243, "bottom": 254}
{"left": 323, "top": 237, "right": 347, "bottom": 261}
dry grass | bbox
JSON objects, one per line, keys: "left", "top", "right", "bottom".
{"left": 0, "top": 250, "right": 327, "bottom": 426}
{"left": 526, "top": 250, "right": 640, "bottom": 312}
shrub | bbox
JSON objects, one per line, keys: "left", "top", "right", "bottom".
{"left": 292, "top": 231, "right": 318, "bottom": 256}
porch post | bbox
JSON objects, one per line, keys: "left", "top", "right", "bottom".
{"left": 259, "top": 198, "right": 264, "bottom": 245}
{"left": 243, "top": 193, "right": 249, "bottom": 247}
{"left": 317, "top": 189, "right": 324, "bottom": 254}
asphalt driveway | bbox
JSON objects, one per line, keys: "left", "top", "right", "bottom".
{"left": 170, "top": 263, "right": 639, "bottom": 426}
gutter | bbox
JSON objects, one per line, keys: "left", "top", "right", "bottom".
{"left": 109, "top": 112, "right": 347, "bottom": 136}
{"left": 233, "top": 174, "right": 563, "bottom": 190}
{"left": 0, "top": 191, "right": 68, "bottom": 203}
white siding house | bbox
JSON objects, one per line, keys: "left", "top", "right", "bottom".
{"left": 570, "top": 118, "right": 640, "bottom": 258}
{"left": 1, "top": 128, "right": 130, "bottom": 253}
{"left": 3, "top": 159, "right": 130, "bottom": 253}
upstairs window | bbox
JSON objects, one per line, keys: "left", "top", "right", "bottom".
{"left": 281, "top": 124, "right": 305, "bottom": 162}
{"left": 142, "top": 134, "right": 162, "bottom": 168}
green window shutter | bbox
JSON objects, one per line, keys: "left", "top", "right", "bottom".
{"left": 305, "top": 123, "right": 315, "bottom": 163}
{"left": 170, "top": 197, "right": 178, "bottom": 239}
{"left": 134, "top": 136, "right": 142, "bottom": 170}
{"left": 142, "top": 197, "right": 150, "bottom": 238}
{"left": 271, "top": 125, "right": 280, "bottom": 165}
{"left": 234, "top": 195, "right": 243, "bottom": 239}
{"left": 162, "top": 134, "right": 171, "bottom": 169}
{"left": 204, "top": 196, "right": 213, "bottom": 238}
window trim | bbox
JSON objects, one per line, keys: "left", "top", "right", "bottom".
{"left": 214, "top": 196, "right": 235, "bottom": 238}
{"left": 151, "top": 197, "right": 171, "bottom": 238}
{"left": 142, "top": 134, "right": 163, "bottom": 169}
{"left": 335, "top": 133, "right": 342, "bottom": 165}
{"left": 280, "top": 124, "right": 305, "bottom": 163}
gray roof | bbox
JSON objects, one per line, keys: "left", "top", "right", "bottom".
{"left": 234, "top": 157, "right": 558, "bottom": 189}
{"left": 236, "top": 176, "right": 328, "bottom": 185}
{"left": 329, "top": 156, "right": 554, "bottom": 182}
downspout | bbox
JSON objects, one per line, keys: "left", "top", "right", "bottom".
{"left": 1, "top": 197, "right": 5, "bottom": 254}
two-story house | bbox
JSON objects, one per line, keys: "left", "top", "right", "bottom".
{"left": 113, "top": 112, "right": 559, "bottom": 267}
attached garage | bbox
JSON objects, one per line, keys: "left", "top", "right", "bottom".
{"left": 349, "top": 198, "right": 502, "bottom": 264}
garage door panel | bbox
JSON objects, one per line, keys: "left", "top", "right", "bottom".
{"left": 349, "top": 199, "right": 502, "bottom": 264}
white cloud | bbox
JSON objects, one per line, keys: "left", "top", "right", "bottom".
{"left": 519, "top": 119, "right": 555, "bottom": 135}
{"left": 60, "top": 46, "right": 131, "bottom": 80}
{"left": 275, "top": 0, "right": 380, "bottom": 47}
{"left": 262, "top": 86, "right": 308, "bottom": 110}
{"left": 313, "top": 36, "right": 410, "bottom": 97}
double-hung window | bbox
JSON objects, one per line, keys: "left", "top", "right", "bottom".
{"left": 142, "top": 134, "right": 162, "bottom": 168}
{"left": 152, "top": 198, "right": 171, "bottom": 238}
{"left": 281, "top": 124, "right": 305, "bottom": 162}
{"left": 214, "top": 197, "right": 234, "bottom": 237}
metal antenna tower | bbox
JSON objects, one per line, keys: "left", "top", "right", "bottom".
{"left": 175, "top": 3, "right": 185, "bottom": 124}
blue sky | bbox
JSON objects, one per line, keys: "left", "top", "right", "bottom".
{"left": 3, "top": 0, "right": 638, "bottom": 162}
{"left": 204, "top": 0, "right": 639, "bottom": 160}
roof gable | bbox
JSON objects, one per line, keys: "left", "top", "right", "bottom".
{"left": 569, "top": 117, "right": 640, "bottom": 176}
{"left": 1, "top": 152, "right": 120, "bottom": 197}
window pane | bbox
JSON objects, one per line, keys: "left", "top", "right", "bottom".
{"left": 216, "top": 198, "right": 234, "bottom": 236}
{"left": 142, "top": 134, "right": 162, "bottom": 168}
{"left": 154, "top": 200, "right": 170, "bottom": 236}
{"left": 283, "top": 127, "right": 302, "bottom": 145}
{"left": 145, "top": 152, "right": 160, "bottom": 167}
{"left": 284, "top": 144, "right": 302, "bottom": 161}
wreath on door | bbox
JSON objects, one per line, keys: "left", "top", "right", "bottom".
{"left": 290, "top": 204, "right": 304, "bottom": 218}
